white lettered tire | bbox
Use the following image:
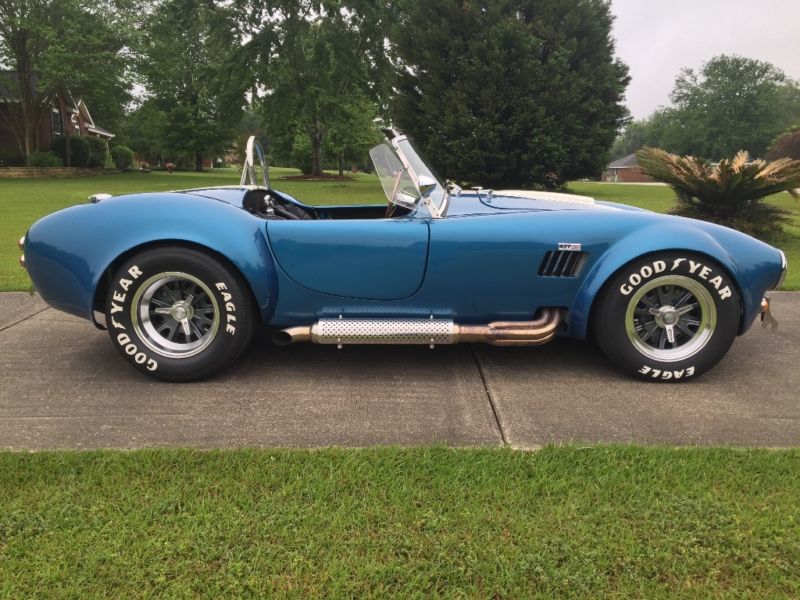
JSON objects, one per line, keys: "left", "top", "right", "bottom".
{"left": 593, "top": 252, "right": 740, "bottom": 382}
{"left": 105, "top": 246, "right": 256, "bottom": 381}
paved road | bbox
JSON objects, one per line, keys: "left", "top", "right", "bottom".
{"left": 1, "top": 292, "right": 798, "bottom": 450}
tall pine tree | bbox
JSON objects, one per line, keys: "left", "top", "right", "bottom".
{"left": 390, "top": 0, "right": 629, "bottom": 188}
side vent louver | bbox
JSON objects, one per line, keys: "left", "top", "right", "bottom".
{"left": 538, "top": 250, "right": 587, "bottom": 277}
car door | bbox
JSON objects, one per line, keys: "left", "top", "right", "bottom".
{"left": 266, "top": 217, "right": 430, "bottom": 300}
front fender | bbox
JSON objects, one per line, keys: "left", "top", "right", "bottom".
{"left": 569, "top": 220, "right": 780, "bottom": 339}
{"left": 25, "top": 193, "right": 276, "bottom": 322}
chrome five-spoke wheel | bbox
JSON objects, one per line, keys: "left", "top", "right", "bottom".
{"left": 625, "top": 275, "right": 716, "bottom": 362}
{"left": 131, "top": 272, "right": 220, "bottom": 358}
{"left": 106, "top": 246, "right": 255, "bottom": 381}
{"left": 594, "top": 253, "right": 739, "bottom": 382}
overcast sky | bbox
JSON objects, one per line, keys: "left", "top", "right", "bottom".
{"left": 610, "top": 0, "right": 800, "bottom": 120}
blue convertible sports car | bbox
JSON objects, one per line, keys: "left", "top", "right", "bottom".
{"left": 20, "top": 130, "right": 787, "bottom": 382}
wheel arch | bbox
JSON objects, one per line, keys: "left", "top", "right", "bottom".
{"left": 92, "top": 239, "right": 272, "bottom": 328}
{"left": 569, "top": 225, "right": 748, "bottom": 339}
{"left": 582, "top": 249, "right": 745, "bottom": 341}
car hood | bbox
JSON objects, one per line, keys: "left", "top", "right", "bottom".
{"left": 444, "top": 190, "right": 638, "bottom": 216}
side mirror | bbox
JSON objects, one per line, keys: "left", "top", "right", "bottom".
{"left": 418, "top": 175, "right": 437, "bottom": 198}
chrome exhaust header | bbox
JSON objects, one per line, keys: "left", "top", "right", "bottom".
{"left": 272, "top": 309, "right": 561, "bottom": 347}
{"left": 455, "top": 309, "right": 561, "bottom": 346}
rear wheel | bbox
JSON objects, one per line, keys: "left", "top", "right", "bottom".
{"left": 593, "top": 252, "right": 740, "bottom": 381}
{"left": 105, "top": 246, "right": 256, "bottom": 381}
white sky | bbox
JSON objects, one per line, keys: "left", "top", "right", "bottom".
{"left": 610, "top": 0, "right": 800, "bottom": 119}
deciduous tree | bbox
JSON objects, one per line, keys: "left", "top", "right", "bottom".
{"left": 0, "top": 0, "right": 132, "bottom": 163}
{"left": 137, "top": 0, "right": 248, "bottom": 170}
{"left": 236, "top": 0, "right": 389, "bottom": 176}
{"left": 615, "top": 55, "right": 800, "bottom": 161}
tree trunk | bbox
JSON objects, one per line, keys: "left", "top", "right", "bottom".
{"left": 65, "top": 128, "right": 72, "bottom": 167}
{"left": 338, "top": 151, "right": 344, "bottom": 177}
{"left": 195, "top": 151, "right": 204, "bottom": 172}
{"left": 309, "top": 119, "right": 324, "bottom": 177}
{"left": 23, "top": 127, "right": 33, "bottom": 166}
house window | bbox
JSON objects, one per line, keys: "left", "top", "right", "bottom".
{"left": 52, "top": 108, "right": 63, "bottom": 135}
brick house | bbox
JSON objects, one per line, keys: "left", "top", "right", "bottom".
{"left": 0, "top": 72, "right": 114, "bottom": 163}
{"left": 602, "top": 153, "right": 656, "bottom": 183}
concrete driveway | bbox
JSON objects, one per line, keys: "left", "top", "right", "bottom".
{"left": 1, "top": 292, "right": 798, "bottom": 450}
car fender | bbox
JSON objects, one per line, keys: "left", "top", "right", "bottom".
{"left": 25, "top": 193, "right": 277, "bottom": 322}
{"left": 569, "top": 222, "right": 744, "bottom": 339}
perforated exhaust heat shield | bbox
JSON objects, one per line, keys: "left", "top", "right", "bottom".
{"left": 272, "top": 310, "right": 561, "bottom": 347}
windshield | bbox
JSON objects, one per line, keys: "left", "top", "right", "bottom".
{"left": 368, "top": 135, "right": 448, "bottom": 217}
{"left": 395, "top": 138, "right": 447, "bottom": 213}
{"left": 369, "top": 143, "right": 420, "bottom": 209}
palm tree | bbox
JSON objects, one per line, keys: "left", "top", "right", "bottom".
{"left": 635, "top": 148, "right": 800, "bottom": 237}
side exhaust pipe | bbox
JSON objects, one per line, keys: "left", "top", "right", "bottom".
{"left": 455, "top": 309, "right": 561, "bottom": 346}
{"left": 272, "top": 309, "right": 561, "bottom": 347}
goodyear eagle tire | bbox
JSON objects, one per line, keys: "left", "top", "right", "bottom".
{"left": 105, "top": 246, "right": 256, "bottom": 381}
{"left": 593, "top": 252, "right": 740, "bottom": 382}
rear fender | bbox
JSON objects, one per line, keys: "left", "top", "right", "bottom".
{"left": 25, "top": 193, "right": 276, "bottom": 322}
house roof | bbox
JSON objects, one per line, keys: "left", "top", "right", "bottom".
{"left": 607, "top": 153, "right": 639, "bottom": 169}
{"left": 1, "top": 71, "right": 113, "bottom": 136}
{"left": 87, "top": 125, "right": 115, "bottom": 138}
{"left": 77, "top": 99, "right": 95, "bottom": 126}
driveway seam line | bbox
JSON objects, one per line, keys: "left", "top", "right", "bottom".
{"left": 469, "top": 344, "right": 507, "bottom": 445}
{"left": 0, "top": 306, "right": 50, "bottom": 333}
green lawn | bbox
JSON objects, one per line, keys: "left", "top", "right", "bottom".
{"left": 1, "top": 446, "right": 798, "bottom": 598}
{"left": 1, "top": 172, "right": 797, "bottom": 290}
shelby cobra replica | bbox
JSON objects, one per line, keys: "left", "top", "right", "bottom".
{"left": 20, "top": 130, "right": 786, "bottom": 382}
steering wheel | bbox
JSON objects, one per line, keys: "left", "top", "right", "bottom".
{"left": 240, "top": 136, "right": 269, "bottom": 188}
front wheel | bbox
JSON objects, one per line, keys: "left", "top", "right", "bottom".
{"left": 593, "top": 253, "right": 740, "bottom": 382}
{"left": 105, "top": 246, "right": 256, "bottom": 381}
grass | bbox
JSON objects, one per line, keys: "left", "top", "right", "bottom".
{"left": 1, "top": 172, "right": 797, "bottom": 290}
{"left": 1, "top": 446, "right": 799, "bottom": 598}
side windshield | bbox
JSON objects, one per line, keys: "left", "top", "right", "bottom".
{"left": 395, "top": 138, "right": 447, "bottom": 214}
{"left": 369, "top": 143, "right": 419, "bottom": 208}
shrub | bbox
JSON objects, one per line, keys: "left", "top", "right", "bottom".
{"left": 52, "top": 136, "right": 91, "bottom": 167}
{"left": 111, "top": 145, "right": 134, "bottom": 170}
{"left": 766, "top": 127, "right": 800, "bottom": 161}
{"left": 28, "top": 151, "right": 63, "bottom": 167}
{"left": 636, "top": 147, "right": 800, "bottom": 238}
{"left": 85, "top": 137, "right": 108, "bottom": 167}
{"left": 0, "top": 150, "right": 25, "bottom": 167}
